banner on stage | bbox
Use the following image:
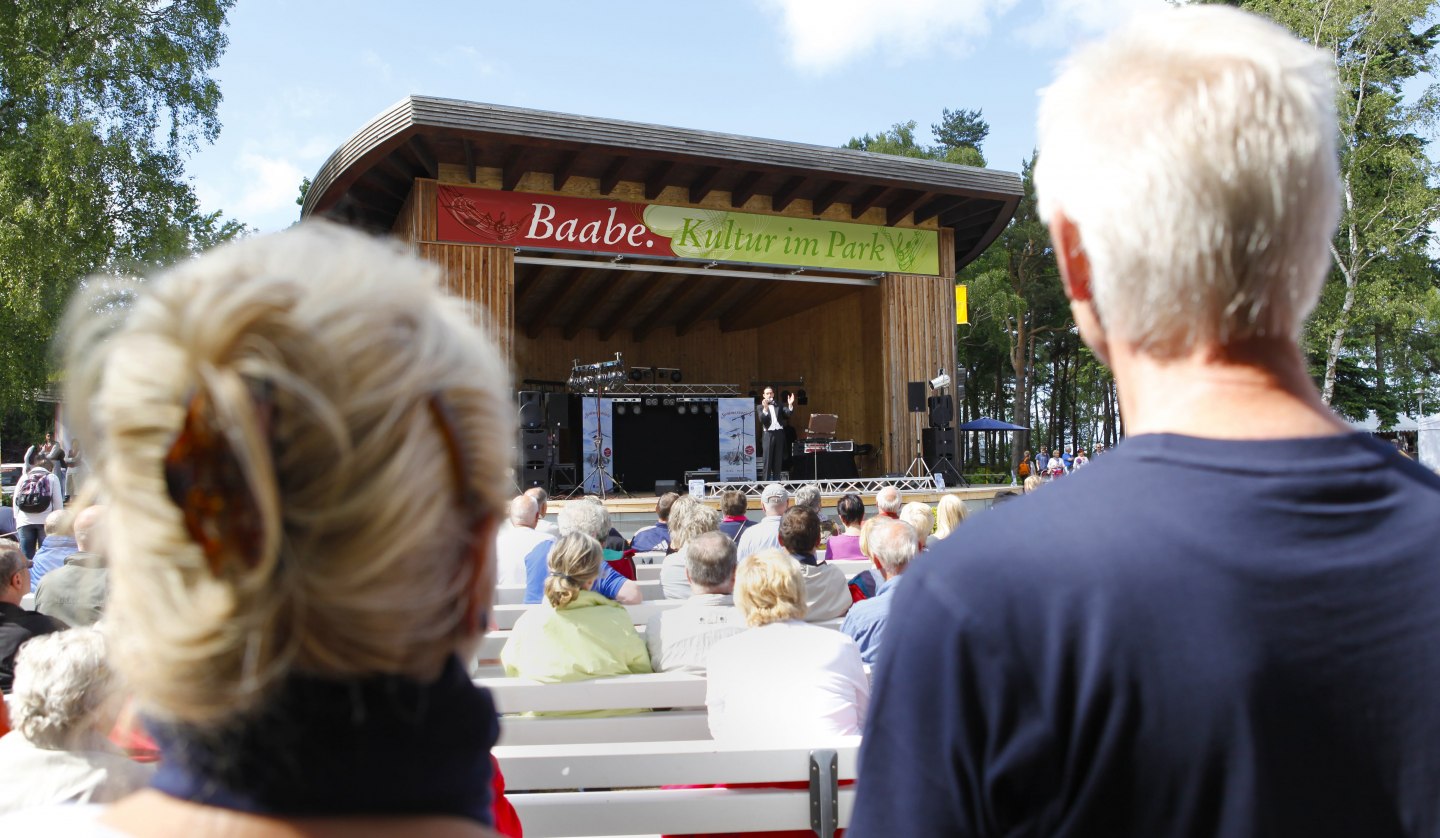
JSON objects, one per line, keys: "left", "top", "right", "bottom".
{"left": 717, "top": 398, "right": 757, "bottom": 483}
{"left": 581, "top": 397, "right": 615, "bottom": 494}
{"left": 436, "top": 184, "right": 941, "bottom": 276}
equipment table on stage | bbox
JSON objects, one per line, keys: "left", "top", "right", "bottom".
{"left": 791, "top": 441, "right": 860, "bottom": 480}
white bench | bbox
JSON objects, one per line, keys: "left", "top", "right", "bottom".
{"left": 828, "top": 558, "right": 872, "bottom": 578}
{"left": 495, "top": 737, "right": 860, "bottom": 837}
{"left": 480, "top": 671, "right": 709, "bottom": 746}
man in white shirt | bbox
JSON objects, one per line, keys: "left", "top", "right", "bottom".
{"left": 494, "top": 494, "right": 554, "bottom": 588}
{"left": 645, "top": 531, "right": 746, "bottom": 674}
{"left": 737, "top": 483, "right": 788, "bottom": 561}
{"left": 524, "top": 486, "right": 560, "bottom": 537}
{"left": 756, "top": 387, "right": 793, "bottom": 481}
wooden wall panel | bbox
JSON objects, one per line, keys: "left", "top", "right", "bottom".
{"left": 416, "top": 241, "right": 514, "bottom": 364}
{"left": 880, "top": 272, "right": 957, "bottom": 474}
{"left": 393, "top": 179, "right": 437, "bottom": 244}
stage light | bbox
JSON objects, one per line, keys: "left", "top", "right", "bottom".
{"left": 628, "top": 368, "right": 643, "bottom": 382}
{"left": 677, "top": 404, "right": 686, "bottom": 414}
{"left": 703, "top": 403, "right": 713, "bottom": 415}
{"left": 671, "top": 369, "right": 683, "bottom": 383}
{"left": 930, "top": 368, "right": 951, "bottom": 390}
{"left": 690, "top": 404, "right": 700, "bottom": 415}
{"left": 633, "top": 403, "right": 642, "bottom": 415}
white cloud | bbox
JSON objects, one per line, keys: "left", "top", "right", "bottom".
{"left": 200, "top": 151, "right": 306, "bottom": 230}
{"left": 759, "top": 0, "right": 1021, "bottom": 75}
{"left": 360, "top": 49, "right": 394, "bottom": 84}
{"left": 1020, "top": 0, "right": 1169, "bottom": 47}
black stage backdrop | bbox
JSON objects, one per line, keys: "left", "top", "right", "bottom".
{"left": 565, "top": 396, "right": 721, "bottom": 493}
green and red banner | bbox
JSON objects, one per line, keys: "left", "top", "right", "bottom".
{"left": 435, "top": 184, "right": 940, "bottom": 276}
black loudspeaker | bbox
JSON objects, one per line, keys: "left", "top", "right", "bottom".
{"left": 906, "top": 382, "right": 927, "bottom": 413}
{"left": 927, "top": 394, "right": 954, "bottom": 428}
{"left": 520, "top": 428, "right": 549, "bottom": 464}
{"left": 521, "top": 464, "right": 550, "bottom": 489}
{"left": 796, "top": 388, "right": 809, "bottom": 406}
{"left": 518, "top": 391, "right": 544, "bottom": 428}
{"left": 654, "top": 479, "right": 680, "bottom": 496}
{"left": 922, "top": 427, "right": 958, "bottom": 460}
{"left": 544, "top": 392, "right": 569, "bottom": 429}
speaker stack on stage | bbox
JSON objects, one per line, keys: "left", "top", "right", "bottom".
{"left": 516, "top": 391, "right": 552, "bottom": 490}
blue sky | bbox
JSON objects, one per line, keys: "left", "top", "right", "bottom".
{"left": 189, "top": 0, "right": 1165, "bottom": 232}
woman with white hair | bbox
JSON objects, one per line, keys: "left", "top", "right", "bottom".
{"left": 706, "top": 550, "right": 868, "bottom": 743}
{"left": 658, "top": 495, "right": 721, "bottom": 599}
{"left": 0, "top": 629, "right": 152, "bottom": 812}
{"left": 1, "top": 224, "right": 516, "bottom": 835}
{"left": 899, "top": 502, "right": 935, "bottom": 552}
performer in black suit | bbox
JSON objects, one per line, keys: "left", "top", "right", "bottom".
{"left": 757, "top": 387, "right": 794, "bottom": 481}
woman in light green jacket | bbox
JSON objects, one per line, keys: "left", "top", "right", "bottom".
{"left": 501, "top": 533, "right": 652, "bottom": 713}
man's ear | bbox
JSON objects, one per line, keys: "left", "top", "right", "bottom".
{"left": 1049, "top": 210, "right": 1093, "bottom": 303}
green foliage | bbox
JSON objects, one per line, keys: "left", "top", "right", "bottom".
{"left": 846, "top": 108, "right": 989, "bottom": 167}
{"left": 0, "top": 0, "right": 244, "bottom": 410}
{"left": 296, "top": 175, "right": 312, "bottom": 208}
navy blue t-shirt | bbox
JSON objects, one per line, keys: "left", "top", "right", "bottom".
{"left": 851, "top": 433, "right": 1440, "bottom": 837}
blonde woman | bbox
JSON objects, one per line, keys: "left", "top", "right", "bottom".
{"left": 705, "top": 550, "right": 868, "bottom": 744}
{"left": 932, "top": 494, "right": 968, "bottom": 541}
{"left": 6, "top": 224, "right": 516, "bottom": 836}
{"left": 501, "top": 532, "right": 652, "bottom": 695}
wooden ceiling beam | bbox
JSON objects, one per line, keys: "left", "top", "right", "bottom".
{"left": 526, "top": 269, "right": 595, "bottom": 340}
{"left": 644, "top": 160, "right": 675, "bottom": 201}
{"left": 408, "top": 136, "right": 438, "bottom": 179}
{"left": 913, "top": 196, "right": 964, "bottom": 224}
{"left": 719, "top": 281, "right": 786, "bottom": 332}
{"left": 564, "top": 273, "right": 627, "bottom": 342}
{"left": 810, "top": 180, "right": 845, "bottom": 215}
{"left": 675, "top": 281, "right": 748, "bottom": 337}
{"left": 689, "top": 166, "right": 724, "bottom": 204}
{"left": 601, "top": 275, "right": 668, "bottom": 341}
{"left": 463, "top": 139, "right": 476, "bottom": 183}
{"left": 553, "top": 149, "right": 584, "bottom": 191}
{"left": 771, "top": 176, "right": 807, "bottom": 212}
{"left": 886, "top": 190, "right": 933, "bottom": 226}
{"left": 849, "top": 185, "right": 890, "bottom": 219}
{"left": 634, "top": 278, "right": 705, "bottom": 342}
{"left": 730, "top": 171, "right": 764, "bottom": 208}
{"left": 358, "top": 171, "right": 410, "bottom": 203}
{"left": 599, "top": 156, "right": 629, "bottom": 195}
{"left": 513, "top": 264, "right": 563, "bottom": 315}
{"left": 501, "top": 146, "right": 534, "bottom": 192}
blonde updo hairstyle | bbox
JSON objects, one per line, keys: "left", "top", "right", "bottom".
{"left": 733, "top": 549, "right": 806, "bottom": 628}
{"left": 544, "top": 532, "right": 603, "bottom": 609}
{"left": 61, "top": 224, "right": 513, "bottom": 728}
{"left": 668, "top": 495, "right": 720, "bottom": 551}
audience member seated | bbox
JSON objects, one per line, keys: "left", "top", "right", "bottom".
{"left": 874, "top": 484, "right": 902, "bottom": 519}
{"left": 501, "top": 533, "right": 652, "bottom": 703}
{"left": 900, "top": 501, "right": 934, "bottom": 552}
{"left": 932, "top": 494, "right": 968, "bottom": 541}
{"left": 35, "top": 505, "right": 109, "bottom": 628}
{"left": 707, "top": 549, "right": 868, "bottom": 744}
{"left": 659, "top": 496, "right": 721, "bottom": 600}
{"left": 0, "top": 543, "right": 60, "bottom": 693}
{"left": 645, "top": 531, "right": 745, "bottom": 674}
{"left": 494, "top": 494, "right": 554, "bottom": 588}
{"left": 737, "top": 483, "right": 788, "bottom": 561}
{"left": 0, "top": 225, "right": 516, "bottom": 835}
{"left": 0, "top": 629, "right": 153, "bottom": 812}
{"left": 525, "top": 498, "right": 640, "bottom": 605}
{"left": 793, "top": 484, "right": 835, "bottom": 543}
{"left": 717, "top": 490, "right": 754, "bottom": 543}
{"left": 630, "top": 491, "right": 678, "bottom": 553}
{"left": 841, "top": 519, "right": 918, "bottom": 665}
{"left": 779, "top": 507, "right": 850, "bottom": 622}
{"left": 823, "top": 493, "right": 865, "bottom": 561}
{"left": 525, "top": 487, "right": 560, "bottom": 537}
{"left": 28, "top": 510, "right": 78, "bottom": 590}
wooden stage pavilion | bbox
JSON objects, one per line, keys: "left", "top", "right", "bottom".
{"left": 302, "top": 96, "right": 1022, "bottom": 498}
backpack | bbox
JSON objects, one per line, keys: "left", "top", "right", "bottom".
{"left": 16, "top": 469, "right": 52, "bottom": 514}
{"left": 1017, "top": 461, "right": 1031, "bottom": 478}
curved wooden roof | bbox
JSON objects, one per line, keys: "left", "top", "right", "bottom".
{"left": 302, "top": 96, "right": 1022, "bottom": 271}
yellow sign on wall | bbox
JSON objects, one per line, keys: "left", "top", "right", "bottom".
{"left": 955, "top": 284, "right": 968, "bottom": 325}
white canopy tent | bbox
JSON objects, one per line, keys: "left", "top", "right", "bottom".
{"left": 1420, "top": 413, "right": 1440, "bottom": 471}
